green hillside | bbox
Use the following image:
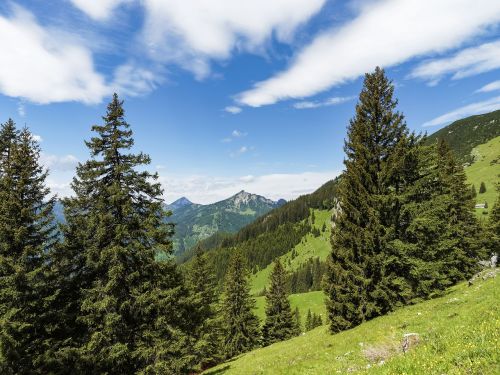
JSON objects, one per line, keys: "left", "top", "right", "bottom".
{"left": 464, "top": 136, "right": 500, "bottom": 217}
{"left": 250, "top": 209, "right": 331, "bottom": 295}
{"left": 206, "top": 270, "right": 499, "bottom": 374}
{"left": 425, "top": 109, "right": 500, "bottom": 163}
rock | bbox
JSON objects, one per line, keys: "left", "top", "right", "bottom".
{"left": 402, "top": 333, "right": 420, "bottom": 353}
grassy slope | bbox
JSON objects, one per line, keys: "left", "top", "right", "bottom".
{"left": 250, "top": 209, "right": 331, "bottom": 295}
{"left": 465, "top": 136, "right": 500, "bottom": 218}
{"left": 206, "top": 271, "right": 500, "bottom": 375}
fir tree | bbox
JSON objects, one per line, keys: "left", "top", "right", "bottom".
{"left": 305, "top": 309, "right": 312, "bottom": 331}
{"left": 292, "top": 307, "right": 301, "bottom": 333}
{"left": 0, "top": 126, "right": 57, "bottom": 373}
{"left": 479, "top": 182, "right": 487, "bottom": 194}
{"left": 470, "top": 184, "right": 477, "bottom": 199}
{"left": 262, "top": 259, "right": 298, "bottom": 345}
{"left": 186, "top": 249, "right": 222, "bottom": 369}
{"left": 59, "top": 94, "right": 197, "bottom": 373}
{"left": 220, "top": 250, "right": 260, "bottom": 359}
{"left": 488, "top": 183, "right": 500, "bottom": 253}
{"left": 324, "top": 67, "right": 411, "bottom": 333}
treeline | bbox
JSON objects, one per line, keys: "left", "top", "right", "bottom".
{"left": 323, "top": 68, "right": 498, "bottom": 333}
{"left": 207, "top": 222, "right": 311, "bottom": 284}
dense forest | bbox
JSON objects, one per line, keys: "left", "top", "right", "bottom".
{"left": 0, "top": 69, "right": 498, "bottom": 374}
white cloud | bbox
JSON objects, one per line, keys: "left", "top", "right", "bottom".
{"left": 411, "top": 40, "right": 500, "bottom": 83}
{"left": 70, "top": 0, "right": 129, "bottom": 21}
{"left": 40, "top": 153, "right": 79, "bottom": 171}
{"left": 0, "top": 5, "right": 109, "bottom": 104}
{"left": 237, "top": 0, "right": 500, "bottom": 107}
{"left": 141, "top": 0, "right": 326, "bottom": 78}
{"left": 32, "top": 134, "right": 43, "bottom": 143}
{"left": 422, "top": 95, "right": 500, "bottom": 127}
{"left": 231, "top": 129, "right": 247, "bottom": 137}
{"left": 230, "top": 146, "right": 250, "bottom": 157}
{"left": 225, "top": 106, "right": 242, "bottom": 114}
{"left": 293, "top": 96, "right": 355, "bottom": 109}
{"left": 160, "top": 170, "right": 340, "bottom": 204}
{"left": 477, "top": 80, "right": 500, "bottom": 93}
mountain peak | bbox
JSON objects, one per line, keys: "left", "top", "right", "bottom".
{"left": 168, "top": 197, "right": 194, "bottom": 210}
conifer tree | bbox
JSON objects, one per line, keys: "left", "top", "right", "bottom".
{"left": 0, "top": 126, "right": 57, "bottom": 373}
{"left": 186, "top": 249, "right": 223, "bottom": 368}
{"left": 292, "top": 307, "right": 301, "bottom": 333}
{"left": 221, "top": 250, "right": 260, "bottom": 358}
{"left": 488, "top": 183, "right": 500, "bottom": 253}
{"left": 470, "top": 184, "right": 477, "bottom": 199}
{"left": 324, "top": 67, "right": 411, "bottom": 333}
{"left": 262, "top": 259, "right": 298, "bottom": 345}
{"left": 59, "top": 94, "right": 197, "bottom": 373}
{"left": 305, "top": 309, "right": 312, "bottom": 331}
{"left": 479, "top": 181, "right": 487, "bottom": 194}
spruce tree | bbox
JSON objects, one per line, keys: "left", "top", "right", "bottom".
{"left": 488, "top": 183, "right": 500, "bottom": 254}
{"left": 186, "top": 249, "right": 222, "bottom": 369}
{"left": 0, "top": 126, "right": 57, "bottom": 373}
{"left": 221, "top": 250, "right": 260, "bottom": 358}
{"left": 59, "top": 94, "right": 197, "bottom": 373}
{"left": 262, "top": 259, "right": 298, "bottom": 345}
{"left": 479, "top": 182, "right": 487, "bottom": 194}
{"left": 292, "top": 307, "right": 301, "bottom": 333}
{"left": 324, "top": 67, "right": 411, "bottom": 333}
{"left": 305, "top": 309, "right": 312, "bottom": 331}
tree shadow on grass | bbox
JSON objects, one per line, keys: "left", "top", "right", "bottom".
{"left": 203, "top": 365, "right": 231, "bottom": 374}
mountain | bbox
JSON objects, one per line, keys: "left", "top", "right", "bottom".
{"left": 425, "top": 109, "right": 500, "bottom": 163}
{"left": 168, "top": 191, "right": 286, "bottom": 255}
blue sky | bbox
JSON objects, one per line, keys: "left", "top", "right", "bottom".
{"left": 1, "top": 0, "right": 499, "bottom": 203}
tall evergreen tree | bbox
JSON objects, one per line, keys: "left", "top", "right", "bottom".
{"left": 324, "top": 67, "right": 411, "bottom": 333}
{"left": 479, "top": 182, "right": 487, "bottom": 194}
{"left": 487, "top": 183, "right": 500, "bottom": 254}
{"left": 220, "top": 250, "right": 260, "bottom": 359}
{"left": 262, "top": 259, "right": 298, "bottom": 345}
{"left": 292, "top": 307, "right": 301, "bottom": 333}
{"left": 58, "top": 94, "right": 197, "bottom": 373}
{"left": 0, "top": 126, "right": 57, "bottom": 373}
{"left": 186, "top": 249, "right": 222, "bottom": 369}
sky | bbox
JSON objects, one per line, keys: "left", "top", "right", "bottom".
{"left": 0, "top": 0, "right": 499, "bottom": 204}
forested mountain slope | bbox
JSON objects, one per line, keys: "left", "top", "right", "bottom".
{"left": 424, "top": 109, "right": 500, "bottom": 163}
{"left": 168, "top": 191, "right": 285, "bottom": 255}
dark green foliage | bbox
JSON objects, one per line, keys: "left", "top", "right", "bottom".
{"left": 220, "top": 251, "right": 260, "bottom": 359}
{"left": 292, "top": 307, "right": 301, "bottom": 333}
{"left": 262, "top": 260, "right": 299, "bottom": 346}
{"left": 424, "top": 109, "right": 500, "bottom": 163}
{"left": 0, "top": 124, "right": 57, "bottom": 373}
{"left": 470, "top": 185, "right": 477, "bottom": 198}
{"left": 288, "top": 257, "right": 326, "bottom": 294}
{"left": 186, "top": 250, "right": 223, "bottom": 369}
{"left": 55, "top": 94, "right": 197, "bottom": 373}
{"left": 324, "top": 67, "right": 410, "bottom": 332}
{"left": 479, "top": 182, "right": 487, "bottom": 194}
{"left": 305, "top": 309, "right": 322, "bottom": 331}
{"left": 324, "top": 68, "right": 486, "bottom": 334}
{"left": 487, "top": 183, "right": 500, "bottom": 253}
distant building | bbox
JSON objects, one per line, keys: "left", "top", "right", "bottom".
{"left": 475, "top": 203, "right": 486, "bottom": 209}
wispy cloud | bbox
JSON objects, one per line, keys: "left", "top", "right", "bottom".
{"left": 70, "top": 0, "right": 129, "bottom": 21}
{"left": 237, "top": 0, "right": 500, "bottom": 107}
{"left": 224, "top": 106, "right": 242, "bottom": 114}
{"left": 476, "top": 80, "right": 500, "bottom": 93}
{"left": 293, "top": 96, "right": 354, "bottom": 109}
{"left": 411, "top": 40, "right": 500, "bottom": 84}
{"left": 221, "top": 129, "right": 247, "bottom": 143}
{"left": 140, "top": 0, "right": 326, "bottom": 79}
{"left": 422, "top": 95, "right": 500, "bottom": 127}
{"left": 230, "top": 145, "right": 251, "bottom": 157}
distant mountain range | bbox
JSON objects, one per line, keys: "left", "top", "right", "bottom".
{"left": 167, "top": 191, "right": 286, "bottom": 255}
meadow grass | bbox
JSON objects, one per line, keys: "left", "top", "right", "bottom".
{"left": 207, "top": 270, "right": 500, "bottom": 374}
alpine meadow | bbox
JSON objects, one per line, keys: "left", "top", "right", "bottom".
{"left": 0, "top": 1, "right": 499, "bottom": 374}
